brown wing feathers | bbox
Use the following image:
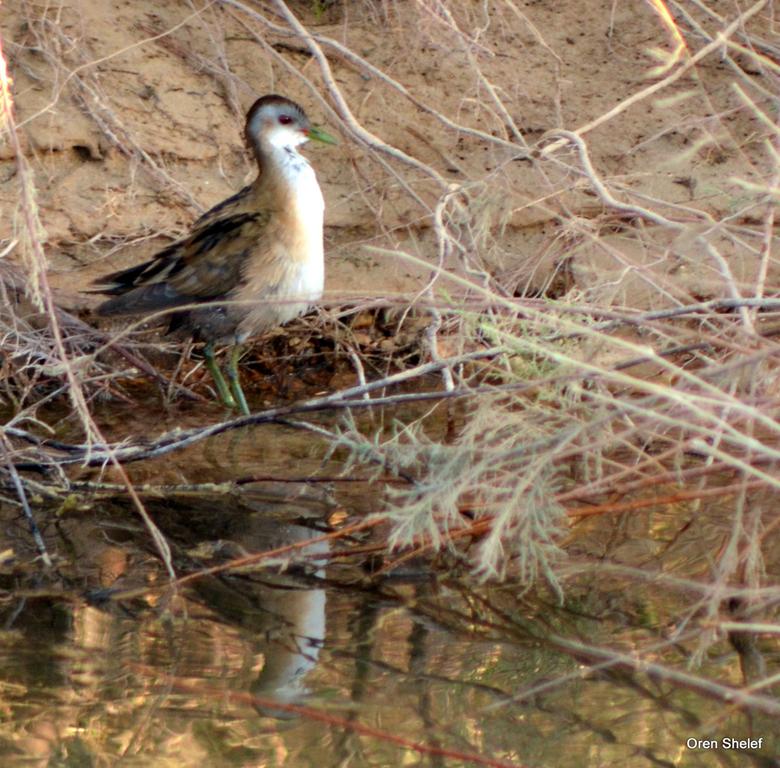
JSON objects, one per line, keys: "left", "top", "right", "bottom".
{"left": 92, "top": 203, "right": 262, "bottom": 316}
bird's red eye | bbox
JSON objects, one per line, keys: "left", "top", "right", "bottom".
{"left": 278, "top": 115, "right": 293, "bottom": 125}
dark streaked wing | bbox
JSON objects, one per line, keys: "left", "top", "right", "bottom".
{"left": 93, "top": 194, "right": 270, "bottom": 316}
{"left": 193, "top": 185, "right": 252, "bottom": 228}
{"left": 95, "top": 282, "right": 187, "bottom": 317}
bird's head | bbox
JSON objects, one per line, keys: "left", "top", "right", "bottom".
{"left": 245, "top": 95, "right": 336, "bottom": 155}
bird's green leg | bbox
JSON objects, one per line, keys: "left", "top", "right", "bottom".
{"left": 203, "top": 342, "right": 237, "bottom": 410}
{"left": 227, "top": 345, "right": 250, "bottom": 416}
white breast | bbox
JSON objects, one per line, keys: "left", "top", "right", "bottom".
{"left": 235, "top": 147, "right": 325, "bottom": 341}
{"left": 282, "top": 152, "right": 325, "bottom": 302}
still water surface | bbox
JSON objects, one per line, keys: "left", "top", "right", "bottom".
{"left": 0, "top": 403, "right": 777, "bottom": 767}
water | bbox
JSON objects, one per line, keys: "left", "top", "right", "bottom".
{"left": 0, "top": 402, "right": 778, "bottom": 767}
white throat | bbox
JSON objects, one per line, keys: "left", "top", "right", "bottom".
{"left": 269, "top": 143, "right": 325, "bottom": 299}
{"left": 273, "top": 143, "right": 313, "bottom": 183}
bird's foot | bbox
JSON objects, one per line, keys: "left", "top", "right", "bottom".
{"left": 204, "top": 342, "right": 239, "bottom": 412}
{"left": 227, "top": 345, "right": 250, "bottom": 416}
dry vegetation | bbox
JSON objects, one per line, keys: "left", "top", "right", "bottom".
{"left": 0, "top": 0, "right": 779, "bottom": 736}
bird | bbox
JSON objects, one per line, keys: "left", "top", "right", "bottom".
{"left": 91, "top": 95, "right": 336, "bottom": 415}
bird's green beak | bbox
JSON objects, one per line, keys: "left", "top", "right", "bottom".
{"left": 306, "top": 125, "right": 338, "bottom": 145}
